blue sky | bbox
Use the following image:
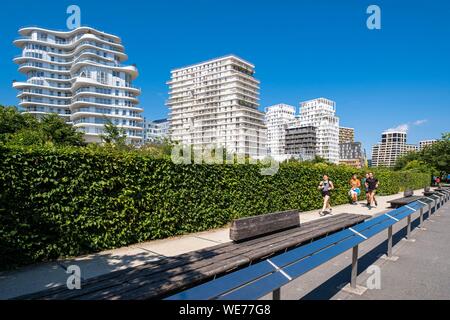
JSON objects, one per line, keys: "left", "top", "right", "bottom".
{"left": 1, "top": 0, "right": 449, "bottom": 156}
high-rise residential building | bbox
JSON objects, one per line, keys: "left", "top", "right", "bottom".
{"left": 166, "top": 55, "right": 267, "bottom": 157}
{"left": 339, "top": 127, "right": 355, "bottom": 144}
{"left": 13, "top": 26, "right": 143, "bottom": 144}
{"left": 295, "top": 98, "right": 340, "bottom": 163}
{"left": 405, "top": 144, "right": 419, "bottom": 153}
{"left": 371, "top": 130, "right": 417, "bottom": 167}
{"left": 143, "top": 118, "right": 170, "bottom": 143}
{"left": 419, "top": 139, "right": 438, "bottom": 150}
{"left": 284, "top": 125, "right": 317, "bottom": 160}
{"left": 339, "top": 142, "right": 367, "bottom": 168}
{"left": 265, "top": 104, "right": 296, "bottom": 160}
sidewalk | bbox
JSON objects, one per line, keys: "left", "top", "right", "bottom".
{"left": 0, "top": 189, "right": 420, "bottom": 300}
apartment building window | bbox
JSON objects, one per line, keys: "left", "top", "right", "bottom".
{"left": 97, "top": 71, "right": 107, "bottom": 84}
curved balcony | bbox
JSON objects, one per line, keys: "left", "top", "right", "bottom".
{"left": 72, "top": 120, "right": 143, "bottom": 131}
{"left": 70, "top": 110, "right": 143, "bottom": 121}
{"left": 19, "top": 99, "right": 71, "bottom": 108}
{"left": 14, "top": 55, "right": 70, "bottom": 66}
{"left": 14, "top": 33, "right": 124, "bottom": 52}
{"left": 72, "top": 90, "right": 139, "bottom": 103}
{"left": 14, "top": 38, "right": 128, "bottom": 63}
{"left": 71, "top": 76, "right": 141, "bottom": 95}
{"left": 22, "top": 110, "right": 70, "bottom": 117}
{"left": 17, "top": 91, "right": 72, "bottom": 100}
{"left": 18, "top": 63, "right": 71, "bottom": 75}
{"left": 70, "top": 60, "right": 138, "bottom": 80}
{"left": 12, "top": 80, "right": 72, "bottom": 91}
{"left": 19, "top": 26, "right": 121, "bottom": 43}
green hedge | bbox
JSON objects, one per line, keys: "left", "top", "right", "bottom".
{"left": 0, "top": 145, "right": 430, "bottom": 269}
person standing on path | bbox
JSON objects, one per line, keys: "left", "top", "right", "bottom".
{"left": 349, "top": 174, "right": 361, "bottom": 205}
{"left": 365, "top": 172, "right": 379, "bottom": 209}
{"left": 318, "top": 175, "right": 334, "bottom": 216}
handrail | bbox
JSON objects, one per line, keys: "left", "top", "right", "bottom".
{"left": 166, "top": 189, "right": 449, "bottom": 300}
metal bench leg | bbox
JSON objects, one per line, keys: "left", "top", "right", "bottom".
{"left": 273, "top": 288, "right": 281, "bottom": 300}
{"left": 351, "top": 245, "right": 359, "bottom": 289}
{"left": 406, "top": 215, "right": 412, "bottom": 240}
{"left": 340, "top": 245, "right": 367, "bottom": 295}
{"left": 419, "top": 207, "right": 424, "bottom": 228}
{"left": 380, "top": 225, "right": 399, "bottom": 261}
{"left": 387, "top": 226, "right": 393, "bottom": 258}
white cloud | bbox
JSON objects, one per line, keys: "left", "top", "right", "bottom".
{"left": 385, "top": 119, "right": 428, "bottom": 133}
{"left": 413, "top": 119, "right": 428, "bottom": 126}
{"left": 385, "top": 124, "right": 409, "bottom": 133}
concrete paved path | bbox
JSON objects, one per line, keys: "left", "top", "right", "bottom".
{"left": 0, "top": 189, "right": 424, "bottom": 299}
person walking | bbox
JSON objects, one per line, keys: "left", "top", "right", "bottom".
{"left": 349, "top": 174, "right": 361, "bottom": 205}
{"left": 318, "top": 175, "right": 334, "bottom": 216}
{"left": 363, "top": 173, "right": 370, "bottom": 206}
{"left": 365, "top": 172, "right": 379, "bottom": 209}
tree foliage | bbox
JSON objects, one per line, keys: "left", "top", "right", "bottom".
{"left": 100, "top": 119, "right": 128, "bottom": 148}
{"left": 0, "top": 106, "right": 84, "bottom": 147}
{"left": 395, "top": 133, "right": 450, "bottom": 176}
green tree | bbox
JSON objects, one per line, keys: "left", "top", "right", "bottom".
{"left": 420, "top": 133, "right": 450, "bottom": 175}
{"left": 100, "top": 119, "right": 128, "bottom": 148}
{"left": 395, "top": 132, "right": 449, "bottom": 175}
{"left": 0, "top": 106, "right": 37, "bottom": 138}
{"left": 40, "top": 114, "right": 85, "bottom": 146}
{"left": 394, "top": 151, "right": 420, "bottom": 170}
{"left": 6, "top": 128, "right": 47, "bottom": 146}
{"left": 140, "top": 138, "right": 174, "bottom": 158}
{"left": 1, "top": 111, "right": 85, "bottom": 147}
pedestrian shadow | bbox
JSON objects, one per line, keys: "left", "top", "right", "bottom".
{"left": 299, "top": 212, "right": 430, "bottom": 300}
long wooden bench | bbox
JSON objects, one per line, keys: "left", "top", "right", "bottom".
{"left": 168, "top": 197, "right": 446, "bottom": 300}
{"left": 16, "top": 212, "right": 370, "bottom": 300}
{"left": 387, "top": 189, "right": 424, "bottom": 209}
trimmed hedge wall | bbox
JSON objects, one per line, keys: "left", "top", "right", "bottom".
{"left": 0, "top": 146, "right": 430, "bottom": 269}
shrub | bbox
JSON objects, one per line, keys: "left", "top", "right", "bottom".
{"left": 0, "top": 145, "right": 430, "bottom": 269}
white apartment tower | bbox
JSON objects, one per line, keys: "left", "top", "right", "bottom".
{"left": 419, "top": 139, "right": 438, "bottom": 150}
{"left": 167, "top": 55, "right": 267, "bottom": 157}
{"left": 265, "top": 104, "right": 296, "bottom": 160}
{"left": 296, "top": 98, "right": 340, "bottom": 163}
{"left": 13, "top": 27, "right": 143, "bottom": 144}
{"left": 372, "top": 130, "right": 417, "bottom": 167}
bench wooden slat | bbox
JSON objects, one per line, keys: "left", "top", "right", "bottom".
{"left": 230, "top": 210, "right": 300, "bottom": 242}
{"left": 387, "top": 196, "right": 424, "bottom": 208}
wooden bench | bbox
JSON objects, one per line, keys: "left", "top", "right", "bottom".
{"left": 387, "top": 189, "right": 423, "bottom": 208}
{"left": 167, "top": 200, "right": 436, "bottom": 300}
{"left": 424, "top": 187, "right": 450, "bottom": 199}
{"left": 16, "top": 212, "right": 370, "bottom": 300}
